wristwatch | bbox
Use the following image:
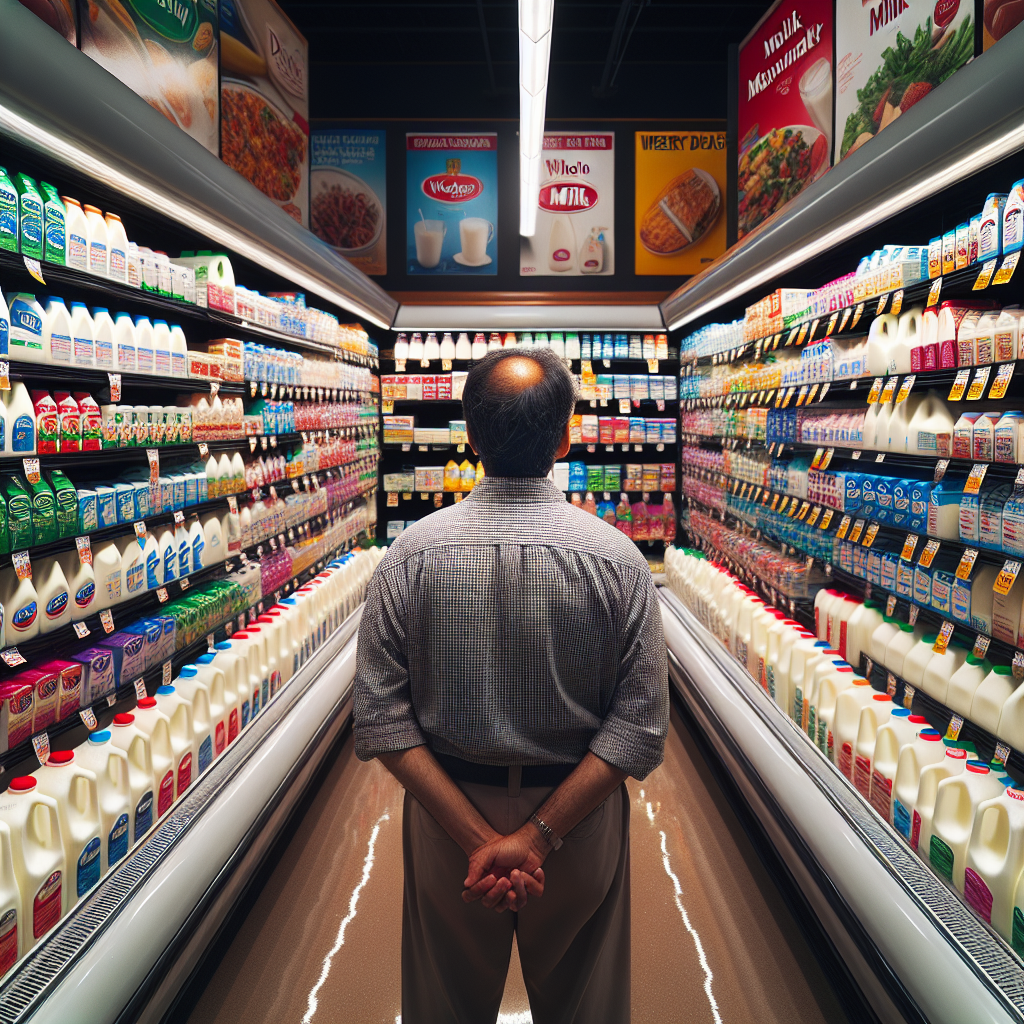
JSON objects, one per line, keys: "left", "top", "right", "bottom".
{"left": 529, "top": 813, "right": 563, "bottom": 850}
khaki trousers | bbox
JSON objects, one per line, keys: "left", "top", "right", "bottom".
{"left": 401, "top": 779, "right": 631, "bottom": 1024}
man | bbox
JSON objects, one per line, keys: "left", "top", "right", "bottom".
{"left": 354, "top": 347, "right": 669, "bottom": 1024}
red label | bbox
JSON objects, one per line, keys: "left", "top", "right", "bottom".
{"left": 0, "top": 909, "right": 16, "bottom": 977}
{"left": 870, "top": 771, "right": 893, "bottom": 818}
{"left": 157, "top": 770, "right": 174, "bottom": 818}
{"left": 552, "top": 249, "right": 571, "bottom": 262}
{"left": 934, "top": 0, "right": 960, "bottom": 28}
{"left": 33, "top": 871, "right": 61, "bottom": 938}
{"left": 228, "top": 709, "right": 239, "bottom": 745}
{"left": 215, "top": 721, "right": 226, "bottom": 756}
{"left": 839, "top": 741, "right": 853, "bottom": 778}
{"left": 911, "top": 809, "right": 922, "bottom": 851}
{"left": 854, "top": 755, "right": 872, "bottom": 798}
{"left": 964, "top": 866, "right": 993, "bottom": 922}
{"left": 839, "top": 621, "right": 848, "bottom": 659}
{"left": 420, "top": 173, "right": 483, "bottom": 203}
{"left": 177, "top": 752, "right": 192, "bottom": 794}
{"left": 538, "top": 182, "right": 599, "bottom": 213}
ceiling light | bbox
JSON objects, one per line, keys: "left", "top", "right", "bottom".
{"left": 519, "top": 0, "right": 554, "bottom": 237}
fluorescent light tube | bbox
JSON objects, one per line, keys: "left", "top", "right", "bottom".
{"left": 519, "top": 0, "right": 554, "bottom": 236}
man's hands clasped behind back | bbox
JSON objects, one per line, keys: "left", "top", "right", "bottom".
{"left": 463, "top": 825, "right": 550, "bottom": 912}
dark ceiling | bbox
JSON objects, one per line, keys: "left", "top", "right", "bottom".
{"left": 277, "top": 0, "right": 775, "bottom": 121}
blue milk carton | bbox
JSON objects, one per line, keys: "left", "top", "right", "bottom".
{"left": 929, "top": 551, "right": 960, "bottom": 618}
{"left": 843, "top": 472, "right": 863, "bottom": 514}
{"left": 860, "top": 474, "right": 879, "bottom": 519}
{"left": 909, "top": 480, "right": 932, "bottom": 534}
{"left": 979, "top": 484, "right": 1012, "bottom": 551}
{"left": 1002, "top": 490, "right": 1024, "bottom": 556}
{"left": 839, "top": 540, "right": 854, "bottom": 574}
{"left": 880, "top": 549, "right": 900, "bottom": 594}
{"left": 929, "top": 477, "right": 966, "bottom": 540}
{"left": 896, "top": 555, "right": 915, "bottom": 599}
{"left": 913, "top": 556, "right": 933, "bottom": 608}
{"left": 867, "top": 546, "right": 883, "bottom": 586}
{"left": 874, "top": 476, "right": 896, "bottom": 524}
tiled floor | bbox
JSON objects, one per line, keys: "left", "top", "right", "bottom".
{"left": 187, "top": 708, "right": 847, "bottom": 1023}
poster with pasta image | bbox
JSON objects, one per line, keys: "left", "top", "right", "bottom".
{"left": 219, "top": 0, "right": 309, "bottom": 225}
{"left": 311, "top": 128, "right": 386, "bottom": 276}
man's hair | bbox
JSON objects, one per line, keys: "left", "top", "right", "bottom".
{"left": 462, "top": 348, "right": 577, "bottom": 477}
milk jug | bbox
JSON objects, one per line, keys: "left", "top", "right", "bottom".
{"left": 32, "top": 751, "right": 101, "bottom": 908}
{"left": 205, "top": 642, "right": 252, "bottom": 727}
{"left": 0, "top": 821, "right": 22, "bottom": 976}
{"left": 833, "top": 678, "right": 879, "bottom": 776}
{"left": 866, "top": 313, "right": 897, "bottom": 376}
{"left": 91, "top": 307, "right": 114, "bottom": 370}
{"left": 83, "top": 205, "right": 108, "bottom": 276}
{"left": 109, "top": 713, "right": 156, "bottom": 846}
{"left": 171, "top": 666, "right": 213, "bottom": 777}
{"left": 790, "top": 640, "right": 834, "bottom": 726}
{"left": 199, "top": 514, "right": 225, "bottom": 565}
{"left": 930, "top": 762, "right": 1004, "bottom": 889}
{"left": 972, "top": 664, "right": 1017, "bottom": 734}
{"left": 153, "top": 685, "right": 195, "bottom": 799}
{"left": 152, "top": 320, "right": 172, "bottom": 377}
{"left": 157, "top": 527, "right": 178, "bottom": 585}
{"left": 133, "top": 317, "right": 155, "bottom": 374}
{"left": 548, "top": 216, "right": 576, "bottom": 272}
{"left": 249, "top": 622, "right": 282, "bottom": 700}
{"left": 5, "top": 295, "right": 45, "bottom": 365}
{"left": 0, "top": 568, "right": 39, "bottom": 643}
{"left": 853, "top": 694, "right": 897, "bottom": 798}
{"left": 42, "top": 297, "right": 72, "bottom": 366}
{"left": 915, "top": 747, "right": 969, "bottom": 857}
{"left": 946, "top": 655, "right": 992, "bottom": 718}
{"left": 35, "top": 556, "right": 71, "bottom": 634}
{"left": 868, "top": 616, "right": 900, "bottom": 665}
{"left": 884, "top": 622, "right": 923, "bottom": 676}
{"left": 118, "top": 534, "right": 147, "bottom": 598}
{"left": 893, "top": 306, "right": 923, "bottom": 373}
{"left": 964, "top": 787, "right": 1024, "bottom": 939}
{"left": 813, "top": 588, "right": 842, "bottom": 641}
{"left": 887, "top": 394, "right": 925, "bottom": 453}
{"left": 174, "top": 522, "right": 191, "bottom": 578}
{"left": 0, "top": 777, "right": 64, "bottom": 953}
{"left": 104, "top": 213, "right": 128, "bottom": 283}
{"left": 268, "top": 603, "right": 303, "bottom": 680}
{"left": 130, "top": 698, "right": 176, "bottom": 821}
{"left": 827, "top": 594, "right": 859, "bottom": 656}
{"left": 5, "top": 382, "right": 36, "bottom": 454}
{"left": 187, "top": 520, "right": 205, "bottom": 572}
{"left": 113, "top": 314, "right": 136, "bottom": 373}
{"left": 230, "top": 630, "right": 270, "bottom": 711}
{"left": 869, "top": 712, "right": 927, "bottom": 820}
{"left": 169, "top": 325, "right": 187, "bottom": 378}
{"left": 844, "top": 600, "right": 883, "bottom": 671}
{"left": 258, "top": 614, "right": 291, "bottom": 692}
{"left": 921, "top": 643, "right": 969, "bottom": 703}
{"left": 73, "top": 731, "right": 130, "bottom": 872}
{"left": 62, "top": 196, "right": 88, "bottom": 272}
{"left": 891, "top": 729, "right": 945, "bottom": 839}
{"left": 804, "top": 661, "right": 852, "bottom": 740}
{"left": 901, "top": 633, "right": 939, "bottom": 688}
{"left": 194, "top": 655, "right": 239, "bottom": 747}
{"left": 68, "top": 302, "right": 95, "bottom": 368}
{"left": 182, "top": 661, "right": 229, "bottom": 759}
{"left": 907, "top": 392, "right": 955, "bottom": 457}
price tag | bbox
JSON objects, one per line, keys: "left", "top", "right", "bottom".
{"left": 967, "top": 365, "right": 992, "bottom": 401}
{"left": 249, "top": 436, "right": 258, "bottom": 453}
{"left": 23, "top": 255, "right": 45, "bottom": 285}
{"left": 261, "top": 436, "right": 268, "bottom": 450}
{"left": 955, "top": 547, "right": 979, "bottom": 580}
{"left": 827, "top": 311, "right": 839, "bottom": 335}
{"left": 106, "top": 694, "right": 116, "bottom": 707}
{"left": 903, "top": 684, "right": 916, "bottom": 710}
{"left": 807, "top": 384, "right": 820, "bottom": 404}
{"left": 934, "top": 460, "right": 950, "bottom": 484}
{"left": 908, "top": 604, "right": 920, "bottom": 626}
{"left": 895, "top": 375, "right": 916, "bottom": 403}
{"left": 134, "top": 520, "right": 147, "bottom": 539}
{"left": 834, "top": 513, "right": 850, "bottom": 538}
{"left": 887, "top": 672, "right": 897, "bottom": 697}
{"left": 927, "top": 276, "right": 942, "bottom": 308}
{"left": 973, "top": 258, "right": 998, "bottom": 290}
{"left": 880, "top": 376, "right": 899, "bottom": 403}
{"left": 133, "top": 677, "right": 147, "bottom": 700}
{"left": 796, "top": 385, "right": 809, "bottom": 406}
{"left": 852, "top": 303, "right": 866, "bottom": 329}
{"left": 647, "top": 358, "right": 659, "bottom": 373}
{"left": 79, "top": 707, "right": 98, "bottom": 730}
{"left": 866, "top": 378, "right": 885, "bottom": 404}
{"left": 811, "top": 447, "right": 825, "bottom": 469}
{"left": 890, "top": 289, "right": 904, "bottom": 317}
{"left": 386, "top": 492, "right": 399, "bottom": 507}
{"left": 210, "top": 381, "right": 221, "bottom": 399}
{"left": 993, "top": 250, "right": 1020, "bottom": 285}
{"left": 848, "top": 519, "right": 865, "bottom": 544}
{"left": 108, "top": 372, "right": 121, "bottom": 402}
{"left": 782, "top": 387, "right": 796, "bottom": 408}
{"left": 934, "top": 620, "right": 955, "bottom": 655}
{"left": 839, "top": 308, "right": 853, "bottom": 333}
{"left": 173, "top": 510, "right": 185, "bottom": 524}
{"left": 22, "top": 459, "right": 40, "bottom": 485}
{"left": 618, "top": 399, "right": 630, "bottom": 414}
{"left": 851, "top": 450, "right": 862, "bottom": 459}
{"left": 31, "top": 732, "right": 50, "bottom": 767}
{"left": 403, "top": 492, "right": 412, "bottom": 501}
{"left": 382, "top": 400, "right": 394, "bottom": 414}
{"left": 994, "top": 741, "right": 1012, "bottom": 767}
{"left": 989, "top": 363, "right": 1015, "bottom": 400}
{"left": 771, "top": 494, "right": 781, "bottom": 512}
{"left": 945, "top": 712, "right": 964, "bottom": 740}
{"left": 454, "top": 492, "right": 464, "bottom": 503}
{"left": 156, "top": 586, "right": 169, "bottom": 603}
{"left": 72, "top": 621, "right": 90, "bottom": 639}
{"left": 806, "top": 505, "right": 822, "bottom": 527}
{"left": 947, "top": 368, "right": 971, "bottom": 402}
{"left": 797, "top": 323, "right": 810, "bottom": 346}
{"left": 995, "top": 559, "right": 1022, "bottom": 595}
{"left": 0, "top": 647, "right": 25, "bottom": 668}
{"left": 100, "top": 609, "right": 114, "bottom": 633}
{"left": 875, "top": 452, "right": 886, "bottom": 463}
{"left": 901, "top": 534, "right": 919, "bottom": 561}
{"left": 964, "top": 463, "right": 989, "bottom": 496}
{"left": 876, "top": 294, "right": 888, "bottom": 316}
{"left": 0, "top": 360, "right": 9, "bottom": 391}
{"left": 973, "top": 634, "right": 991, "bottom": 660}
{"left": 918, "top": 539, "right": 941, "bottom": 568}
{"left": 786, "top": 327, "right": 799, "bottom": 346}
{"left": 862, "top": 522, "right": 880, "bottom": 547}
{"left": 886, "top": 594, "right": 897, "bottom": 616}
{"left": 434, "top": 492, "right": 443, "bottom": 507}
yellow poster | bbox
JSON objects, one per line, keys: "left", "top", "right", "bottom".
{"left": 635, "top": 130, "right": 727, "bottom": 276}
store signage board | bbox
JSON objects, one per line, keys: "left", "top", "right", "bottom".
{"left": 407, "top": 133, "right": 498, "bottom": 276}
{"left": 311, "top": 127, "right": 387, "bottom": 275}
{"left": 737, "top": 0, "right": 834, "bottom": 240}
{"left": 634, "top": 129, "right": 727, "bottom": 276}
{"left": 521, "top": 133, "right": 614, "bottom": 277}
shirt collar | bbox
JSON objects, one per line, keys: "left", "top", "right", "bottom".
{"left": 468, "top": 476, "right": 566, "bottom": 504}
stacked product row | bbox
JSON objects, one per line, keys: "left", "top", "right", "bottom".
{"left": 392, "top": 332, "right": 670, "bottom": 365}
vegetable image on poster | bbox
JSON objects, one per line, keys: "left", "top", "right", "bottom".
{"left": 737, "top": 1, "right": 833, "bottom": 239}
{"left": 521, "top": 134, "right": 614, "bottom": 277}
{"left": 311, "top": 128, "right": 386, "bottom": 275}
{"left": 635, "top": 130, "right": 727, "bottom": 276}
{"left": 406, "top": 134, "right": 497, "bottom": 276}
{"left": 836, "top": 1, "right": 975, "bottom": 164}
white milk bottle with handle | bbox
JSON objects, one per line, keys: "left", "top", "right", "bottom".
{"left": 269, "top": 603, "right": 303, "bottom": 680}
{"left": 109, "top": 713, "right": 155, "bottom": 847}
{"left": 32, "top": 751, "right": 101, "bottom": 910}
{"left": 204, "top": 643, "right": 251, "bottom": 727}
{"left": 946, "top": 655, "right": 992, "bottom": 717}
{"left": 222, "top": 632, "right": 265, "bottom": 721}
{"left": 786, "top": 637, "right": 830, "bottom": 726}
{"left": 914, "top": 746, "right": 969, "bottom": 858}
{"left": 921, "top": 643, "right": 970, "bottom": 703}
{"left": 891, "top": 728, "right": 945, "bottom": 840}
{"left": 964, "top": 787, "right": 1024, "bottom": 939}
{"left": 867, "top": 313, "right": 898, "bottom": 376}
{"left": 265, "top": 608, "right": 297, "bottom": 686}
{"left": 869, "top": 711, "right": 926, "bottom": 819}
{"left": 246, "top": 622, "right": 279, "bottom": 701}
{"left": 971, "top": 664, "right": 1017, "bottom": 734}
{"left": 930, "top": 762, "right": 1004, "bottom": 889}
{"left": 884, "top": 622, "right": 923, "bottom": 676}
{"left": 807, "top": 663, "right": 854, "bottom": 748}
{"left": 769, "top": 624, "right": 811, "bottom": 711}
{"left": 91, "top": 307, "right": 114, "bottom": 370}
{"left": 73, "top": 731, "right": 130, "bottom": 874}
{"left": 171, "top": 666, "right": 213, "bottom": 777}
{"left": 749, "top": 604, "right": 774, "bottom": 689}
{"left": 184, "top": 660, "right": 229, "bottom": 758}
{"left": 833, "top": 678, "right": 879, "bottom": 776}
{"left": 194, "top": 654, "right": 239, "bottom": 746}
{"left": 112, "top": 313, "right": 136, "bottom": 373}
{"left": 868, "top": 615, "right": 900, "bottom": 665}
{"left": 130, "top": 698, "right": 176, "bottom": 823}
{"left": 886, "top": 394, "right": 924, "bottom": 453}
{"left": 891, "top": 306, "right": 923, "bottom": 373}
{"left": 814, "top": 589, "right": 842, "bottom": 641}
{"left": 901, "top": 633, "right": 939, "bottom": 688}
{"left": 828, "top": 594, "right": 860, "bottom": 657}
{"left": 853, "top": 694, "right": 897, "bottom": 798}
{"left": 257, "top": 615, "right": 289, "bottom": 694}
{"left": 0, "top": 821, "right": 22, "bottom": 978}
{"left": 762, "top": 614, "right": 790, "bottom": 699}
{"left": 153, "top": 685, "right": 194, "bottom": 799}
{"left": 0, "top": 777, "right": 64, "bottom": 953}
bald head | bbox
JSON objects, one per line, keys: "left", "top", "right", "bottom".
{"left": 462, "top": 347, "right": 577, "bottom": 477}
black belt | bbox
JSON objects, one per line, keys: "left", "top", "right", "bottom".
{"left": 434, "top": 752, "right": 577, "bottom": 788}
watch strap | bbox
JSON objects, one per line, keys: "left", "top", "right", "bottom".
{"left": 530, "top": 813, "right": 563, "bottom": 851}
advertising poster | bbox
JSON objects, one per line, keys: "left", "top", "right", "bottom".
{"left": 219, "top": 0, "right": 309, "bottom": 225}
{"left": 78, "top": 0, "right": 219, "bottom": 154}
{"left": 635, "top": 129, "right": 727, "bottom": 276}
{"left": 521, "top": 133, "right": 614, "bottom": 277}
{"left": 406, "top": 133, "right": 498, "bottom": 276}
{"left": 836, "top": 1, "right": 975, "bottom": 164}
{"left": 737, "top": 1, "right": 833, "bottom": 239}
{"left": 311, "top": 127, "right": 386, "bottom": 276}
{"left": 17, "top": 0, "right": 76, "bottom": 44}
{"left": 984, "top": 1, "right": 1024, "bottom": 49}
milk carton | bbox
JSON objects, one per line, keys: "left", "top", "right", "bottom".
{"left": 36, "top": 660, "right": 82, "bottom": 723}
{"left": 930, "top": 763, "right": 1004, "bottom": 889}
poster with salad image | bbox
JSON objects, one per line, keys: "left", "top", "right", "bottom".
{"left": 737, "top": 0, "right": 833, "bottom": 239}
{"left": 311, "top": 127, "right": 386, "bottom": 276}
{"left": 835, "top": 1, "right": 976, "bottom": 164}
{"left": 219, "top": 0, "right": 309, "bottom": 226}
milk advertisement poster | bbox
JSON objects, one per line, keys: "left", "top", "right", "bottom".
{"left": 311, "top": 128, "right": 387, "bottom": 276}
{"left": 406, "top": 133, "right": 498, "bottom": 276}
{"left": 635, "top": 130, "right": 727, "bottom": 276}
{"left": 521, "top": 133, "right": 615, "bottom": 277}
{"left": 737, "top": 0, "right": 833, "bottom": 239}
{"left": 835, "top": 1, "right": 976, "bottom": 164}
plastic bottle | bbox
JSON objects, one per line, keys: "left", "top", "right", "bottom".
{"left": 112, "top": 313, "right": 136, "bottom": 374}
{"left": 869, "top": 712, "right": 928, "bottom": 820}
{"left": 868, "top": 615, "right": 900, "bottom": 665}
{"left": 972, "top": 664, "right": 1017, "bottom": 734}
{"left": 921, "top": 643, "right": 970, "bottom": 704}
{"left": 0, "top": 567, "right": 39, "bottom": 643}
{"left": 91, "top": 540, "right": 124, "bottom": 611}
{"left": 73, "top": 730, "right": 131, "bottom": 874}
{"left": 930, "top": 762, "right": 1004, "bottom": 888}
{"left": 133, "top": 317, "right": 154, "bottom": 375}
{"left": 946, "top": 654, "right": 993, "bottom": 718}
{"left": 104, "top": 213, "right": 128, "bottom": 283}
{"left": 188, "top": 519, "right": 205, "bottom": 572}
{"left": 0, "top": 777, "right": 64, "bottom": 954}
{"left": 65, "top": 301, "right": 95, "bottom": 369}
{"left": 454, "top": 332, "right": 471, "bottom": 360}
{"left": 833, "top": 677, "right": 879, "bottom": 777}
{"left": 119, "top": 534, "right": 147, "bottom": 599}
{"left": 439, "top": 332, "right": 455, "bottom": 362}
{"left": 39, "top": 184, "right": 68, "bottom": 263}
{"left": 965, "top": 787, "right": 1024, "bottom": 939}
{"left": 152, "top": 320, "right": 172, "bottom": 377}
{"left": 62, "top": 196, "right": 88, "bottom": 272}
{"left": 853, "top": 693, "right": 897, "bottom": 798}
{"left": 471, "top": 332, "right": 487, "bottom": 361}
{"left": 884, "top": 622, "right": 923, "bottom": 676}
{"left": 109, "top": 713, "right": 156, "bottom": 846}
{"left": 891, "top": 306, "right": 923, "bottom": 374}
{"left": 169, "top": 325, "right": 187, "bottom": 378}
{"left": 152, "top": 685, "right": 194, "bottom": 800}
{"left": 891, "top": 729, "right": 945, "bottom": 840}
{"left": 189, "top": 659, "right": 232, "bottom": 758}
{"left": 83, "top": 205, "right": 108, "bottom": 277}
{"left": 129, "top": 698, "right": 176, "bottom": 823}
{"left": 844, "top": 600, "right": 883, "bottom": 671}
{"left": 88, "top": 308, "right": 113, "bottom": 371}
{"left": 32, "top": 751, "right": 101, "bottom": 909}
{"left": 914, "top": 746, "right": 970, "bottom": 857}
{"left": 171, "top": 666, "right": 213, "bottom": 777}
{"left": 41, "top": 296, "right": 71, "bottom": 366}
{"left": 6, "top": 294, "right": 46, "bottom": 364}
{"left": 35, "top": 556, "right": 72, "bottom": 635}
{"left": 174, "top": 520, "right": 191, "bottom": 579}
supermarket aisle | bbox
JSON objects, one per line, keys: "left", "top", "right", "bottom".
{"left": 186, "top": 705, "right": 848, "bottom": 1024}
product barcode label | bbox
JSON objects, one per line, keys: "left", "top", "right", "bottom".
{"left": 890, "top": 289, "right": 904, "bottom": 317}
{"left": 108, "top": 372, "right": 121, "bottom": 402}
{"left": 887, "top": 672, "right": 897, "bottom": 697}
{"left": 886, "top": 594, "right": 897, "bottom": 616}
{"left": 901, "top": 534, "right": 919, "bottom": 561}
{"left": 967, "top": 366, "right": 992, "bottom": 401}
{"left": 903, "top": 684, "right": 916, "bottom": 710}
{"left": 880, "top": 376, "right": 899, "bottom": 404}
{"left": 866, "top": 378, "right": 885, "bottom": 404}
{"left": 0, "top": 647, "right": 25, "bottom": 667}
{"left": 964, "top": 464, "right": 989, "bottom": 496}
{"left": 927, "top": 276, "right": 942, "bottom": 307}
{"left": 993, "top": 251, "right": 1020, "bottom": 285}
{"left": 73, "top": 621, "right": 90, "bottom": 639}
{"left": 11, "top": 551, "right": 30, "bottom": 580}
{"left": 835, "top": 514, "right": 851, "bottom": 539}
{"left": 990, "top": 363, "right": 1015, "bottom": 400}
{"left": 100, "top": 609, "right": 114, "bottom": 633}
{"left": 974, "top": 258, "right": 998, "bottom": 290}
{"left": 895, "top": 375, "right": 916, "bottom": 403}
{"left": 21, "top": 459, "right": 40, "bottom": 484}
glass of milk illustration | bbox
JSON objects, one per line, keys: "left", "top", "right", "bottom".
{"left": 458, "top": 217, "right": 493, "bottom": 264}
{"left": 414, "top": 216, "right": 446, "bottom": 268}
{"left": 799, "top": 57, "right": 833, "bottom": 151}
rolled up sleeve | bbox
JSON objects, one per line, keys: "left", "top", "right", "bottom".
{"left": 589, "top": 568, "right": 669, "bottom": 780}
{"left": 353, "top": 562, "right": 427, "bottom": 761}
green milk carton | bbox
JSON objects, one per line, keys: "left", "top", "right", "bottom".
{"left": 47, "top": 470, "right": 78, "bottom": 539}
{"left": 3, "top": 475, "right": 33, "bottom": 550}
{"left": 29, "top": 476, "right": 58, "bottom": 545}
{"left": 0, "top": 167, "right": 17, "bottom": 253}
{"left": 38, "top": 183, "right": 66, "bottom": 265}
{"left": 12, "top": 174, "right": 43, "bottom": 260}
